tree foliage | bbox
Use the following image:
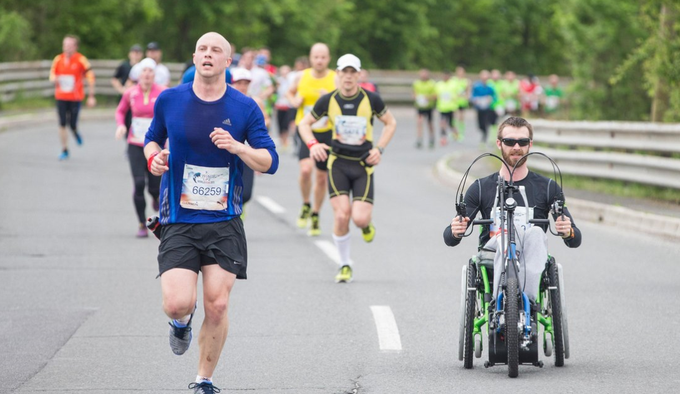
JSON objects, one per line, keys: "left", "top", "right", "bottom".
{"left": 0, "top": 0, "right": 677, "bottom": 121}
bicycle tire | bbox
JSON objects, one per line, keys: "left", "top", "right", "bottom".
{"left": 506, "top": 277, "right": 520, "bottom": 378}
{"left": 458, "top": 265, "right": 467, "bottom": 361}
{"left": 558, "top": 263, "right": 570, "bottom": 359}
{"left": 549, "top": 261, "right": 565, "bottom": 367}
{"left": 463, "top": 261, "right": 477, "bottom": 369}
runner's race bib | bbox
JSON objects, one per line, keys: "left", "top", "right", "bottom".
{"left": 505, "top": 99, "right": 518, "bottom": 112}
{"left": 335, "top": 115, "right": 367, "bottom": 146}
{"left": 416, "top": 94, "right": 429, "bottom": 107}
{"left": 58, "top": 75, "right": 75, "bottom": 93}
{"left": 476, "top": 96, "right": 492, "bottom": 110}
{"left": 545, "top": 96, "right": 560, "bottom": 110}
{"left": 440, "top": 92, "right": 452, "bottom": 102}
{"left": 180, "top": 164, "right": 230, "bottom": 211}
{"left": 304, "top": 105, "right": 329, "bottom": 131}
{"left": 130, "top": 117, "right": 152, "bottom": 145}
{"left": 489, "top": 206, "right": 534, "bottom": 238}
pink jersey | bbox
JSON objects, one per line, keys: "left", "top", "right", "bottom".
{"left": 116, "top": 83, "right": 166, "bottom": 146}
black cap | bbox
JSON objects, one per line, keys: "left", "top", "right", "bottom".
{"left": 130, "top": 44, "right": 143, "bottom": 52}
{"left": 147, "top": 42, "right": 160, "bottom": 50}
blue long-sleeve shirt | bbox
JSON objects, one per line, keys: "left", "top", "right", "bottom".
{"left": 145, "top": 83, "right": 278, "bottom": 224}
{"left": 471, "top": 82, "right": 497, "bottom": 110}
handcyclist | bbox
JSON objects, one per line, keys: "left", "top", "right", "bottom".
{"left": 114, "top": 57, "right": 165, "bottom": 237}
{"left": 443, "top": 116, "right": 581, "bottom": 301}
{"left": 286, "top": 43, "right": 337, "bottom": 236}
{"left": 298, "top": 54, "right": 397, "bottom": 283}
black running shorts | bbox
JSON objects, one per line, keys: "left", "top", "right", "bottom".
{"left": 417, "top": 108, "right": 433, "bottom": 121}
{"left": 327, "top": 155, "right": 374, "bottom": 204}
{"left": 440, "top": 111, "right": 454, "bottom": 125}
{"left": 157, "top": 218, "right": 248, "bottom": 279}
{"left": 297, "top": 129, "right": 332, "bottom": 170}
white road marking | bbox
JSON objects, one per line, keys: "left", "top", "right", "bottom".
{"left": 314, "top": 240, "right": 341, "bottom": 266}
{"left": 255, "top": 196, "right": 286, "bottom": 215}
{"left": 370, "top": 305, "right": 402, "bottom": 352}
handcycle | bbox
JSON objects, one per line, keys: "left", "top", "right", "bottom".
{"left": 454, "top": 152, "right": 571, "bottom": 378}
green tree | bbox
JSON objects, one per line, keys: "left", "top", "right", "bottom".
{"left": 554, "top": 0, "right": 649, "bottom": 120}
{"left": 0, "top": 8, "right": 36, "bottom": 61}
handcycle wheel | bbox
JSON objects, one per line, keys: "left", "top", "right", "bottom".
{"left": 548, "top": 261, "right": 565, "bottom": 367}
{"left": 463, "top": 262, "right": 477, "bottom": 369}
{"left": 557, "top": 263, "right": 570, "bottom": 359}
{"left": 506, "top": 277, "right": 520, "bottom": 378}
{"left": 458, "top": 265, "right": 467, "bottom": 361}
{"left": 543, "top": 332, "right": 553, "bottom": 357}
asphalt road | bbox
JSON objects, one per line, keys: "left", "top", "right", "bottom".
{"left": 1, "top": 106, "right": 679, "bottom": 393}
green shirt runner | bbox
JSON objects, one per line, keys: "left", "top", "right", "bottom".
{"left": 435, "top": 79, "right": 458, "bottom": 113}
{"left": 413, "top": 79, "right": 437, "bottom": 110}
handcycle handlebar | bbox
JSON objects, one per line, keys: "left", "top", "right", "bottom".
{"left": 528, "top": 219, "right": 550, "bottom": 225}
{"left": 454, "top": 218, "right": 494, "bottom": 238}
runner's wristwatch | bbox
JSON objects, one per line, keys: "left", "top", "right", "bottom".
{"left": 376, "top": 146, "right": 384, "bottom": 154}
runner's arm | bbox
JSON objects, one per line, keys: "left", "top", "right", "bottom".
{"left": 286, "top": 73, "right": 302, "bottom": 108}
{"left": 213, "top": 105, "right": 278, "bottom": 174}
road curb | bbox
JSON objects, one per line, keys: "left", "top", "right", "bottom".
{"left": 0, "top": 108, "right": 115, "bottom": 132}
{"left": 434, "top": 154, "right": 680, "bottom": 240}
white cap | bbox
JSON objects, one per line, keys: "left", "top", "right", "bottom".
{"left": 337, "top": 54, "right": 361, "bottom": 71}
{"left": 138, "top": 57, "right": 157, "bottom": 71}
{"left": 231, "top": 67, "right": 252, "bottom": 82}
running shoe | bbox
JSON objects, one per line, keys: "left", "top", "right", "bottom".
{"left": 361, "top": 223, "right": 375, "bottom": 243}
{"left": 168, "top": 311, "right": 194, "bottom": 355}
{"left": 440, "top": 136, "right": 448, "bottom": 146}
{"left": 75, "top": 133, "right": 83, "bottom": 146}
{"left": 188, "top": 382, "right": 221, "bottom": 393}
{"left": 297, "top": 204, "right": 311, "bottom": 228}
{"left": 415, "top": 140, "right": 423, "bottom": 149}
{"left": 335, "top": 265, "right": 353, "bottom": 283}
{"left": 308, "top": 214, "right": 321, "bottom": 236}
{"left": 136, "top": 227, "right": 148, "bottom": 238}
{"left": 58, "top": 151, "right": 69, "bottom": 161}
{"left": 428, "top": 140, "right": 435, "bottom": 149}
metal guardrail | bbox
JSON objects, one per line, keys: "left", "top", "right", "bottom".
{"left": 0, "top": 60, "right": 186, "bottom": 101}
{"left": 0, "top": 60, "right": 435, "bottom": 103}
{"left": 3, "top": 60, "right": 679, "bottom": 189}
{"left": 528, "top": 119, "right": 680, "bottom": 189}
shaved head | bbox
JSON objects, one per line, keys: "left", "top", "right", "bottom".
{"left": 196, "top": 32, "right": 232, "bottom": 58}
{"left": 310, "top": 43, "right": 329, "bottom": 57}
{"left": 309, "top": 42, "right": 330, "bottom": 73}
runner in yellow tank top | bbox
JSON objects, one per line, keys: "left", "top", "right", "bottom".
{"left": 286, "top": 43, "right": 337, "bottom": 236}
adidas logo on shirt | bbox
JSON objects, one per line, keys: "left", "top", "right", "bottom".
{"left": 222, "top": 118, "right": 232, "bottom": 126}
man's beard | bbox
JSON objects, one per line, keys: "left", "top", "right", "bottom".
{"left": 502, "top": 148, "right": 528, "bottom": 169}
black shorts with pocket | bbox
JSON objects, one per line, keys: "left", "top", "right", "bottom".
{"left": 157, "top": 218, "right": 248, "bottom": 279}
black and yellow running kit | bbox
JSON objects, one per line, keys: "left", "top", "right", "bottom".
{"left": 310, "top": 88, "right": 387, "bottom": 204}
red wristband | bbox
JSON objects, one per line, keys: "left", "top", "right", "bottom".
{"left": 306, "top": 139, "right": 318, "bottom": 149}
{"left": 147, "top": 151, "right": 160, "bottom": 172}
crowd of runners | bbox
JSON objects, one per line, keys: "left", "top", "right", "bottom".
{"left": 46, "top": 32, "right": 571, "bottom": 393}
{"left": 413, "top": 67, "right": 564, "bottom": 148}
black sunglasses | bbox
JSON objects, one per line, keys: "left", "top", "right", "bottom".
{"left": 501, "top": 138, "right": 531, "bottom": 147}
